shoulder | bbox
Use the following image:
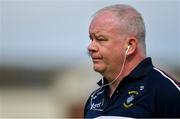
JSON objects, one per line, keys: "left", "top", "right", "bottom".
{"left": 148, "top": 67, "right": 180, "bottom": 117}
{"left": 142, "top": 66, "right": 180, "bottom": 94}
{"left": 150, "top": 67, "right": 180, "bottom": 92}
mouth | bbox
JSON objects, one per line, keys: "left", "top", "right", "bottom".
{"left": 92, "top": 58, "right": 102, "bottom": 63}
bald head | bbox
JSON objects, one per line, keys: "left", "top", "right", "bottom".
{"left": 93, "top": 4, "right": 146, "bottom": 54}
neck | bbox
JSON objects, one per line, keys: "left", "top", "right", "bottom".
{"left": 106, "top": 55, "right": 146, "bottom": 97}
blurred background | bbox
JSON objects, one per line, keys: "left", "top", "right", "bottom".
{"left": 0, "top": 0, "right": 179, "bottom": 118}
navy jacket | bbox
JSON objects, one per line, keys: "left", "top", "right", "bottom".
{"left": 84, "top": 58, "right": 180, "bottom": 118}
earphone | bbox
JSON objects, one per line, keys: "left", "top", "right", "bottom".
{"left": 126, "top": 45, "right": 130, "bottom": 54}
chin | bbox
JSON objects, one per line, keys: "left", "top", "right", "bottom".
{"left": 93, "top": 65, "right": 105, "bottom": 73}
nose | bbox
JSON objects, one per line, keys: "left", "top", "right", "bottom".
{"left": 88, "top": 40, "right": 98, "bottom": 53}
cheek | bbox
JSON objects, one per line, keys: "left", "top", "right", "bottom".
{"left": 98, "top": 43, "right": 123, "bottom": 64}
{"left": 104, "top": 48, "right": 124, "bottom": 65}
{"left": 99, "top": 48, "right": 111, "bottom": 62}
{"left": 99, "top": 51, "right": 115, "bottom": 70}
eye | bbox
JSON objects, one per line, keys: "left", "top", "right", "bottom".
{"left": 97, "top": 36, "right": 107, "bottom": 41}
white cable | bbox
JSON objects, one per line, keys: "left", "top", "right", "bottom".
{"left": 90, "top": 47, "right": 129, "bottom": 111}
{"left": 100, "top": 49, "right": 128, "bottom": 87}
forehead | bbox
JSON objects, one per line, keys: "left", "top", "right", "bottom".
{"left": 89, "top": 11, "right": 120, "bottom": 34}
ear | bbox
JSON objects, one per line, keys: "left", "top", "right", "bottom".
{"left": 125, "top": 37, "right": 138, "bottom": 56}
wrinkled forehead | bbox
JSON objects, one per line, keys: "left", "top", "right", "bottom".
{"left": 89, "top": 11, "right": 119, "bottom": 33}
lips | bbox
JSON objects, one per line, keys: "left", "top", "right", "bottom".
{"left": 89, "top": 53, "right": 102, "bottom": 63}
{"left": 92, "top": 57, "right": 102, "bottom": 63}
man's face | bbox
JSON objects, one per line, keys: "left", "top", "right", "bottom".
{"left": 88, "top": 12, "right": 127, "bottom": 76}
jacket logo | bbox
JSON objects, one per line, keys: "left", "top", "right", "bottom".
{"left": 126, "top": 95, "right": 134, "bottom": 104}
{"left": 90, "top": 98, "right": 104, "bottom": 110}
{"left": 123, "top": 90, "right": 139, "bottom": 108}
{"left": 90, "top": 89, "right": 105, "bottom": 111}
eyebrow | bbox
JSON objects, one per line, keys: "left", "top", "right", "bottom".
{"left": 89, "top": 33, "right": 96, "bottom": 40}
{"left": 90, "top": 32, "right": 104, "bottom": 37}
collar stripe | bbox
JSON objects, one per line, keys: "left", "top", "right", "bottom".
{"left": 153, "top": 67, "right": 180, "bottom": 92}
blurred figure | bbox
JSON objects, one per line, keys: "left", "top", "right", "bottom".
{"left": 84, "top": 4, "right": 180, "bottom": 118}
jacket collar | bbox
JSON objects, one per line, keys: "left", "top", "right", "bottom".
{"left": 97, "top": 57, "right": 153, "bottom": 86}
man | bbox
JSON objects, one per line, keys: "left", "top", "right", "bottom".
{"left": 84, "top": 4, "right": 180, "bottom": 118}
